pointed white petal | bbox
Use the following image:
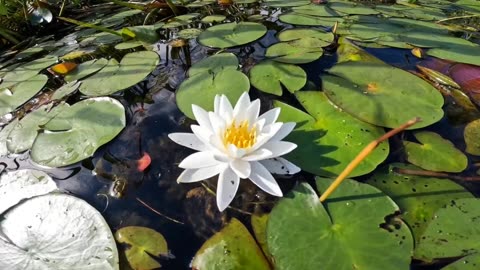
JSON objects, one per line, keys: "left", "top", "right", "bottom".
{"left": 229, "top": 159, "right": 251, "bottom": 178}
{"left": 243, "top": 148, "right": 273, "bottom": 161}
{"left": 260, "top": 157, "right": 301, "bottom": 175}
{"left": 249, "top": 162, "right": 283, "bottom": 196}
{"left": 260, "top": 141, "right": 297, "bottom": 158}
{"left": 192, "top": 105, "right": 212, "bottom": 130}
{"left": 219, "top": 95, "right": 233, "bottom": 122}
{"left": 214, "top": 95, "right": 221, "bottom": 114}
{"left": 178, "top": 151, "right": 219, "bottom": 169}
{"left": 227, "top": 144, "right": 246, "bottom": 158}
{"left": 168, "top": 133, "right": 206, "bottom": 151}
{"left": 177, "top": 164, "right": 225, "bottom": 183}
{"left": 233, "top": 92, "right": 250, "bottom": 119}
{"left": 249, "top": 123, "right": 283, "bottom": 152}
{"left": 270, "top": 122, "right": 296, "bottom": 141}
{"left": 191, "top": 125, "right": 212, "bottom": 146}
{"left": 245, "top": 99, "right": 261, "bottom": 126}
{"left": 258, "top": 107, "right": 280, "bottom": 126}
{"left": 208, "top": 111, "right": 226, "bottom": 137}
{"left": 216, "top": 167, "right": 240, "bottom": 211}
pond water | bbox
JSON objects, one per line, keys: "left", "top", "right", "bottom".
{"left": 1, "top": 0, "right": 480, "bottom": 269}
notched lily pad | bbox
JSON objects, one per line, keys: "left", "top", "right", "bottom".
{"left": 198, "top": 22, "right": 267, "bottom": 49}
{"left": 403, "top": 131, "right": 467, "bottom": 173}
{"left": 0, "top": 74, "right": 49, "bottom": 116}
{"left": 249, "top": 60, "right": 306, "bottom": 96}
{"left": 266, "top": 41, "right": 323, "bottom": 64}
{"left": 115, "top": 226, "right": 168, "bottom": 270}
{"left": 192, "top": 218, "right": 270, "bottom": 270}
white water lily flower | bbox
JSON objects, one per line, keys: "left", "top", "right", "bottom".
{"left": 169, "top": 92, "right": 300, "bottom": 211}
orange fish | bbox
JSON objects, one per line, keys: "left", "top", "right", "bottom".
{"left": 136, "top": 152, "right": 151, "bottom": 172}
{"left": 50, "top": 62, "right": 77, "bottom": 75}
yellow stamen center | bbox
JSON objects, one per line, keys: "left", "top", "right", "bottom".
{"left": 223, "top": 120, "right": 257, "bottom": 149}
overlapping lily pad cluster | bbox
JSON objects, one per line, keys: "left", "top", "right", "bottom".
{"left": 1, "top": 0, "right": 480, "bottom": 269}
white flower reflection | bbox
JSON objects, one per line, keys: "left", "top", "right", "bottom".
{"left": 169, "top": 92, "right": 300, "bottom": 211}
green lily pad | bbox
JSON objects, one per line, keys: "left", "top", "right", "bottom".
{"left": 414, "top": 198, "right": 480, "bottom": 261}
{"left": 428, "top": 45, "right": 480, "bottom": 66}
{"left": 192, "top": 218, "right": 270, "bottom": 270}
{"left": 101, "top": 9, "right": 142, "bottom": 25}
{"left": 279, "top": 12, "right": 343, "bottom": 26}
{"left": 464, "top": 119, "right": 480, "bottom": 155}
{"left": 178, "top": 28, "right": 203, "bottom": 39}
{"left": 65, "top": 58, "right": 108, "bottom": 82}
{"left": 0, "top": 56, "right": 56, "bottom": 88}
{"left": 329, "top": 1, "right": 379, "bottom": 15}
{"left": 322, "top": 61, "right": 444, "bottom": 129}
{"left": 198, "top": 22, "right": 267, "bottom": 49}
{"left": 264, "top": 0, "right": 310, "bottom": 7}
{"left": 292, "top": 4, "right": 341, "bottom": 17}
{"left": 115, "top": 226, "right": 168, "bottom": 270}
{"left": 162, "top": 13, "right": 200, "bottom": 29}
{"left": 267, "top": 180, "right": 413, "bottom": 270}
{"left": 251, "top": 214, "right": 271, "bottom": 262}
{"left": 52, "top": 81, "right": 82, "bottom": 100}
{"left": 6, "top": 103, "right": 67, "bottom": 154}
{"left": 114, "top": 41, "right": 144, "bottom": 50}
{"left": 188, "top": 53, "right": 239, "bottom": 77}
{"left": 177, "top": 69, "right": 249, "bottom": 119}
{"left": 120, "top": 25, "right": 159, "bottom": 44}
{"left": 79, "top": 32, "right": 122, "bottom": 46}
{"left": 275, "top": 91, "right": 389, "bottom": 177}
{"left": 201, "top": 15, "right": 226, "bottom": 23}
{"left": 266, "top": 41, "right": 323, "bottom": 64}
{"left": 442, "top": 253, "right": 480, "bottom": 270}
{"left": 0, "top": 119, "right": 18, "bottom": 156}
{"left": 30, "top": 97, "right": 126, "bottom": 167}
{"left": 249, "top": 60, "right": 306, "bottom": 96}
{"left": 366, "top": 163, "right": 474, "bottom": 245}
{"left": 15, "top": 47, "right": 45, "bottom": 60}
{"left": 403, "top": 132, "right": 467, "bottom": 173}
{"left": 187, "top": 0, "right": 215, "bottom": 7}
{"left": 79, "top": 51, "right": 159, "bottom": 96}
{"left": 0, "top": 74, "right": 48, "bottom": 116}
{"left": 277, "top": 28, "right": 334, "bottom": 47}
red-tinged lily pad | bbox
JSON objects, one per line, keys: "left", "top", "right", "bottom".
{"left": 366, "top": 163, "right": 474, "bottom": 245}
{"left": 192, "top": 218, "right": 270, "bottom": 270}
{"left": 115, "top": 226, "right": 169, "bottom": 270}
{"left": 403, "top": 131, "right": 468, "bottom": 173}
{"left": 322, "top": 61, "right": 444, "bottom": 129}
{"left": 267, "top": 179, "right": 413, "bottom": 270}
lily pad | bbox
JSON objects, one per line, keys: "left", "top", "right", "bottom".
{"left": 403, "top": 132, "right": 467, "bottom": 173}
{"left": 30, "top": 97, "right": 126, "bottom": 167}
{"left": 192, "top": 218, "right": 270, "bottom": 270}
{"left": 322, "top": 61, "right": 444, "bottom": 129}
{"left": 120, "top": 25, "right": 160, "bottom": 44}
{"left": 366, "top": 163, "right": 474, "bottom": 245}
{"left": 428, "top": 45, "right": 480, "bottom": 66}
{"left": 442, "top": 253, "right": 480, "bottom": 270}
{"left": 115, "top": 226, "right": 168, "bottom": 270}
{"left": 278, "top": 28, "right": 334, "bottom": 47}
{"left": 79, "top": 51, "right": 159, "bottom": 96}
{"left": 79, "top": 32, "right": 122, "bottom": 46}
{"left": 0, "top": 193, "right": 119, "bottom": 269}
{"left": 162, "top": 13, "right": 200, "bottom": 29}
{"left": 464, "top": 119, "right": 480, "bottom": 155}
{"left": 0, "top": 74, "right": 48, "bottom": 116}
{"left": 188, "top": 52, "right": 239, "bottom": 77}
{"left": 414, "top": 198, "right": 480, "bottom": 261}
{"left": 64, "top": 58, "right": 108, "bottom": 82}
{"left": 198, "top": 22, "right": 267, "bottom": 49}
{"left": 51, "top": 80, "right": 82, "bottom": 100}
{"left": 275, "top": 91, "right": 389, "bottom": 177}
{"left": 114, "top": 41, "right": 144, "bottom": 50}
{"left": 292, "top": 4, "right": 341, "bottom": 17}
{"left": 0, "top": 119, "right": 18, "bottom": 156}
{"left": 0, "top": 169, "right": 58, "bottom": 215}
{"left": 329, "top": 1, "right": 379, "bottom": 15}
{"left": 279, "top": 12, "right": 343, "bottom": 26}
{"left": 267, "top": 180, "right": 413, "bottom": 270}
{"left": 0, "top": 56, "right": 57, "bottom": 88}
{"left": 264, "top": 0, "right": 310, "bottom": 7}
{"left": 178, "top": 28, "right": 203, "bottom": 39}
{"left": 249, "top": 60, "right": 306, "bottom": 95}
{"left": 266, "top": 41, "right": 323, "bottom": 64}
{"left": 201, "top": 15, "right": 226, "bottom": 23}
{"left": 251, "top": 214, "right": 271, "bottom": 262}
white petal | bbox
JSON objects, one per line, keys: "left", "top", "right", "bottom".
{"left": 249, "top": 123, "right": 283, "bottom": 152}
{"left": 245, "top": 99, "right": 261, "bottom": 126}
{"left": 249, "top": 162, "right": 283, "bottom": 196}
{"left": 260, "top": 141, "right": 297, "bottom": 158}
{"left": 229, "top": 159, "right": 251, "bottom": 178}
{"left": 214, "top": 95, "right": 221, "bottom": 114}
{"left": 233, "top": 92, "right": 250, "bottom": 119}
{"left": 258, "top": 107, "right": 280, "bottom": 126}
{"left": 219, "top": 95, "right": 233, "bottom": 122}
{"left": 270, "top": 122, "right": 296, "bottom": 141}
{"left": 243, "top": 148, "right": 273, "bottom": 161}
{"left": 191, "top": 125, "right": 212, "bottom": 146}
{"left": 178, "top": 151, "right": 219, "bottom": 169}
{"left": 208, "top": 112, "right": 226, "bottom": 136}
{"left": 260, "top": 157, "right": 301, "bottom": 175}
{"left": 192, "top": 105, "right": 212, "bottom": 131}
{"left": 216, "top": 167, "right": 240, "bottom": 211}
{"left": 177, "top": 164, "right": 225, "bottom": 183}
{"left": 227, "top": 144, "right": 246, "bottom": 158}
{"left": 168, "top": 133, "right": 206, "bottom": 151}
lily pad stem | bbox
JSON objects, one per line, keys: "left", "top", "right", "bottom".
{"left": 319, "top": 117, "right": 421, "bottom": 202}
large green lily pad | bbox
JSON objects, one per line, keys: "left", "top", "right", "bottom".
{"left": 366, "top": 163, "right": 474, "bottom": 245}
{"left": 277, "top": 28, "right": 334, "bottom": 47}
{"left": 65, "top": 58, "right": 108, "bottom": 82}
{"left": 267, "top": 179, "right": 413, "bottom": 270}
{"left": 403, "top": 132, "right": 467, "bottom": 173}
{"left": 0, "top": 74, "right": 48, "bottom": 116}
{"left": 442, "top": 253, "right": 480, "bottom": 270}
{"left": 275, "top": 91, "right": 389, "bottom": 177}
{"left": 177, "top": 54, "right": 248, "bottom": 119}
{"left": 198, "top": 22, "right": 267, "bottom": 49}
{"left": 428, "top": 45, "right": 480, "bottom": 66}
{"left": 0, "top": 56, "right": 56, "bottom": 89}
{"left": 115, "top": 226, "right": 168, "bottom": 270}
{"left": 51, "top": 80, "right": 82, "bottom": 100}
{"left": 30, "top": 97, "right": 126, "bottom": 167}
{"left": 464, "top": 119, "right": 480, "bottom": 155}
{"left": 279, "top": 12, "right": 344, "bottom": 26}
{"left": 192, "top": 218, "right": 270, "bottom": 270}
{"left": 79, "top": 51, "right": 159, "bottom": 96}
{"left": 414, "top": 198, "right": 480, "bottom": 261}
{"left": 249, "top": 60, "right": 306, "bottom": 96}
{"left": 322, "top": 61, "right": 444, "bottom": 129}
{"left": 266, "top": 41, "right": 323, "bottom": 64}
